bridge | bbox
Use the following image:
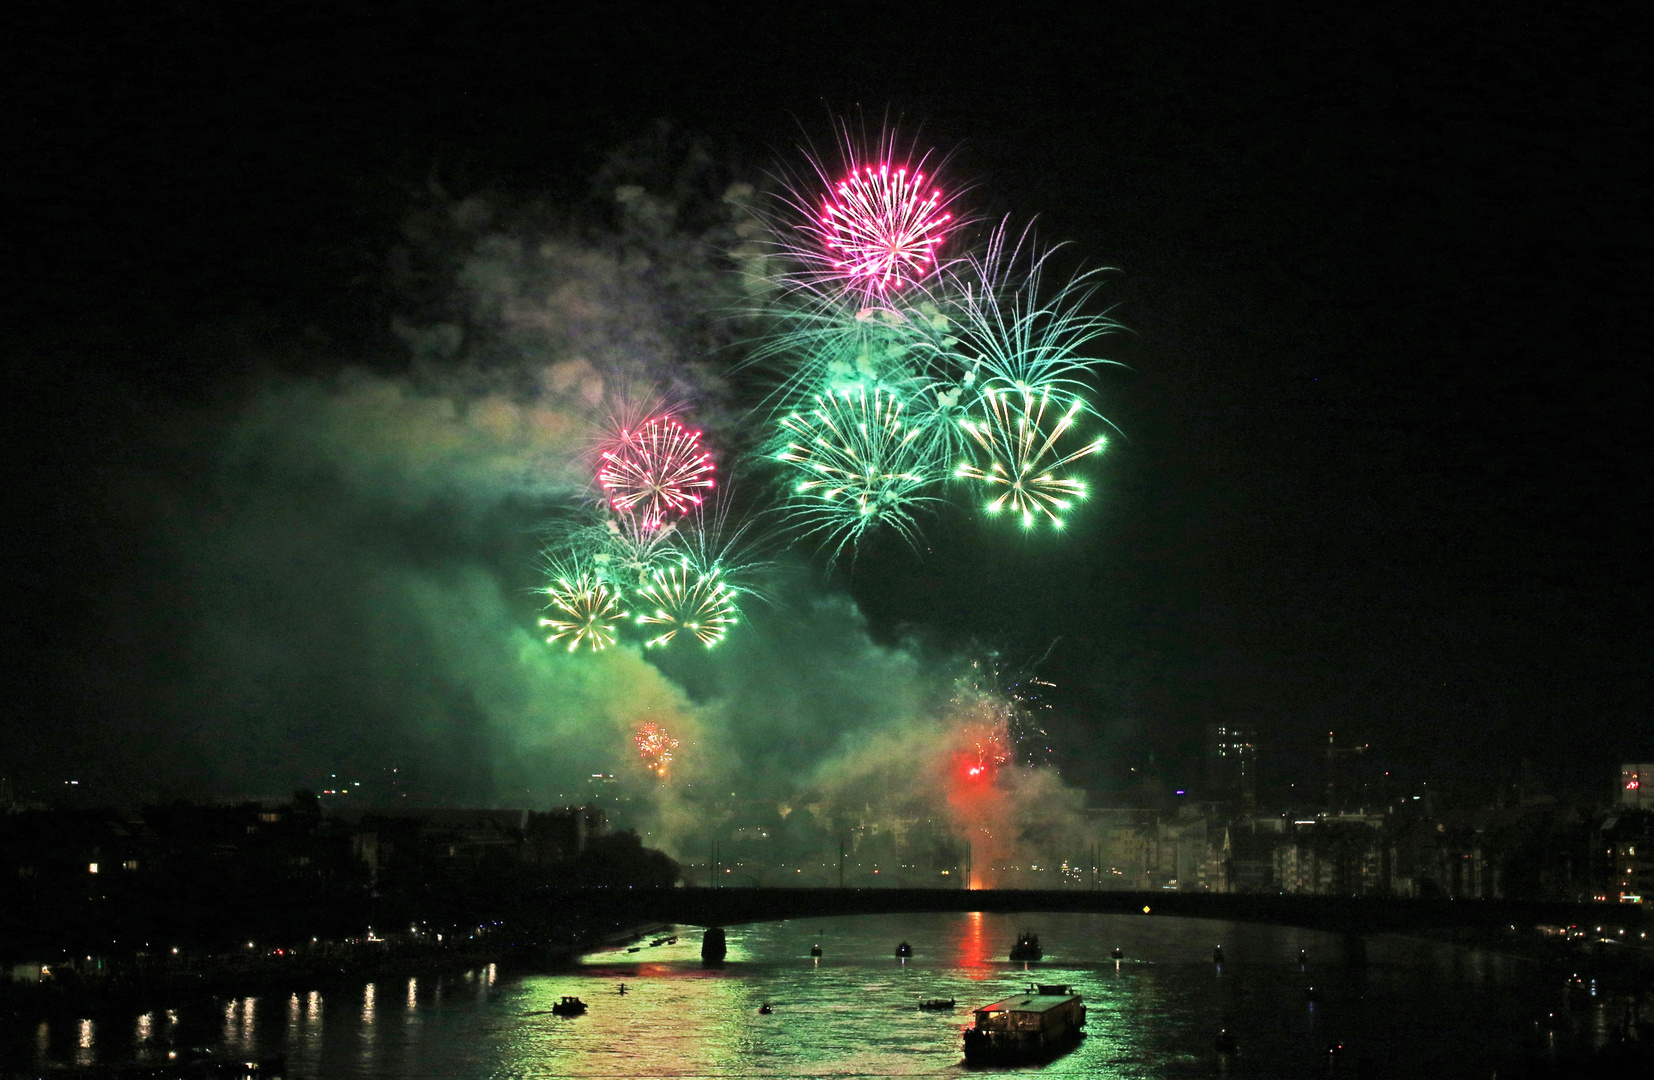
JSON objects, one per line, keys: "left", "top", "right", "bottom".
{"left": 548, "top": 886, "right": 1649, "bottom": 940}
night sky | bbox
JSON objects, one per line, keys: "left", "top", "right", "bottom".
{"left": 7, "top": 2, "right": 1651, "bottom": 804}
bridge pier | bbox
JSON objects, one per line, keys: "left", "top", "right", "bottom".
{"left": 702, "top": 927, "right": 726, "bottom": 966}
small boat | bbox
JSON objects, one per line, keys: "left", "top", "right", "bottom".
{"left": 1111, "top": 947, "right": 1125, "bottom": 960}
{"left": 1009, "top": 931, "right": 1043, "bottom": 962}
{"left": 964, "top": 984, "right": 1086, "bottom": 1064}
{"left": 626, "top": 946, "right": 642, "bottom": 953}
{"left": 918, "top": 997, "right": 955, "bottom": 1010}
{"left": 809, "top": 944, "right": 822, "bottom": 957}
{"left": 1297, "top": 948, "right": 1308, "bottom": 966}
{"left": 758, "top": 1003, "right": 773, "bottom": 1014}
{"left": 551, "top": 996, "right": 587, "bottom": 1016}
{"left": 1215, "top": 1028, "right": 1238, "bottom": 1054}
{"left": 667, "top": 936, "right": 678, "bottom": 944}
{"left": 650, "top": 937, "right": 667, "bottom": 946}
{"left": 1212, "top": 945, "right": 1224, "bottom": 964}
{"left": 895, "top": 941, "right": 913, "bottom": 958}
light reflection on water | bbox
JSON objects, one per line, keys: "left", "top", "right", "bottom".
{"left": 0, "top": 913, "right": 1617, "bottom": 1077}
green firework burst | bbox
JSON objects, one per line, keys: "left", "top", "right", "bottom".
{"left": 955, "top": 382, "right": 1106, "bottom": 530}
{"left": 539, "top": 563, "right": 628, "bottom": 652}
{"left": 774, "top": 380, "right": 944, "bottom": 555}
{"left": 634, "top": 556, "right": 740, "bottom": 648}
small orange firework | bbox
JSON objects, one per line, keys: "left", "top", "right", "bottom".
{"left": 634, "top": 721, "right": 679, "bottom": 778}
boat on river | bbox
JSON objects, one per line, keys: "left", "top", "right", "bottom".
{"left": 1009, "top": 931, "right": 1043, "bottom": 962}
{"left": 551, "top": 996, "right": 587, "bottom": 1016}
{"left": 895, "top": 941, "right": 913, "bottom": 958}
{"left": 918, "top": 997, "right": 955, "bottom": 1010}
{"left": 963, "top": 984, "right": 1085, "bottom": 1064}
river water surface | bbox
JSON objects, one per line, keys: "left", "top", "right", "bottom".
{"left": 1, "top": 912, "right": 1602, "bottom": 1078}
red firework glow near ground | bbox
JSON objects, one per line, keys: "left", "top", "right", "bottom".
{"left": 944, "top": 717, "right": 1012, "bottom": 889}
{"left": 598, "top": 416, "right": 715, "bottom": 530}
{"left": 634, "top": 722, "right": 679, "bottom": 777}
{"left": 813, "top": 163, "right": 953, "bottom": 293}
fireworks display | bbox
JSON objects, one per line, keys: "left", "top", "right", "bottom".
{"left": 738, "top": 134, "right": 1120, "bottom": 551}
{"left": 598, "top": 415, "right": 716, "bottom": 530}
{"left": 634, "top": 721, "right": 679, "bottom": 777}
{"left": 538, "top": 566, "right": 627, "bottom": 652}
{"left": 808, "top": 163, "right": 954, "bottom": 294}
{"left": 634, "top": 556, "right": 739, "bottom": 648}
{"left": 532, "top": 124, "right": 1122, "bottom": 790}
{"left": 955, "top": 383, "right": 1105, "bottom": 529}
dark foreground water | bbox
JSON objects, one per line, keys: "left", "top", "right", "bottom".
{"left": 0, "top": 912, "right": 1621, "bottom": 1078}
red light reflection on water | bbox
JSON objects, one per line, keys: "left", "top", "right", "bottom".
{"left": 957, "top": 910, "right": 993, "bottom": 980}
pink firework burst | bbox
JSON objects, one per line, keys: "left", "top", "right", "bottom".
{"left": 814, "top": 163, "right": 953, "bottom": 294}
{"left": 597, "top": 415, "right": 715, "bottom": 529}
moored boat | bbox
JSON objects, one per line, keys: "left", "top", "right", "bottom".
{"left": 895, "top": 941, "right": 913, "bottom": 958}
{"left": 551, "top": 996, "right": 587, "bottom": 1016}
{"left": 963, "top": 984, "right": 1085, "bottom": 1064}
{"left": 918, "top": 997, "right": 955, "bottom": 1010}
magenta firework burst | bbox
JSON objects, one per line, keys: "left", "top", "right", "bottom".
{"left": 810, "top": 163, "right": 953, "bottom": 294}
{"left": 597, "top": 415, "right": 715, "bottom": 529}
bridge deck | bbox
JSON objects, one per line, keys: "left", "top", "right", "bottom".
{"left": 544, "top": 886, "right": 1648, "bottom": 936}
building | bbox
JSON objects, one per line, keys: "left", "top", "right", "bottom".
{"left": 1620, "top": 763, "right": 1654, "bottom": 809}
{"left": 1205, "top": 725, "right": 1257, "bottom": 808}
{"left": 1599, "top": 811, "right": 1654, "bottom": 903}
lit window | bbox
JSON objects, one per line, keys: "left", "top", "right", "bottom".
{"left": 88, "top": 863, "right": 98, "bottom": 874}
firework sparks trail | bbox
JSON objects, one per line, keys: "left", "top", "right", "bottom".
{"left": 807, "top": 163, "right": 954, "bottom": 295}
{"left": 597, "top": 416, "right": 715, "bottom": 530}
{"left": 956, "top": 382, "right": 1105, "bottom": 530}
{"left": 946, "top": 222, "right": 1124, "bottom": 398}
{"left": 634, "top": 721, "right": 679, "bottom": 777}
{"left": 774, "top": 381, "right": 942, "bottom": 554}
{"left": 538, "top": 567, "right": 628, "bottom": 652}
{"left": 634, "top": 556, "right": 740, "bottom": 648}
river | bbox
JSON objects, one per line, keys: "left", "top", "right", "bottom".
{"left": 0, "top": 911, "right": 1621, "bottom": 1077}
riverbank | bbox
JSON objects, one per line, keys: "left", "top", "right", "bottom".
{"left": 0, "top": 918, "right": 682, "bottom": 1026}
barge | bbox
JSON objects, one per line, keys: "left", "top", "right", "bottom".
{"left": 963, "top": 984, "right": 1085, "bottom": 1064}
